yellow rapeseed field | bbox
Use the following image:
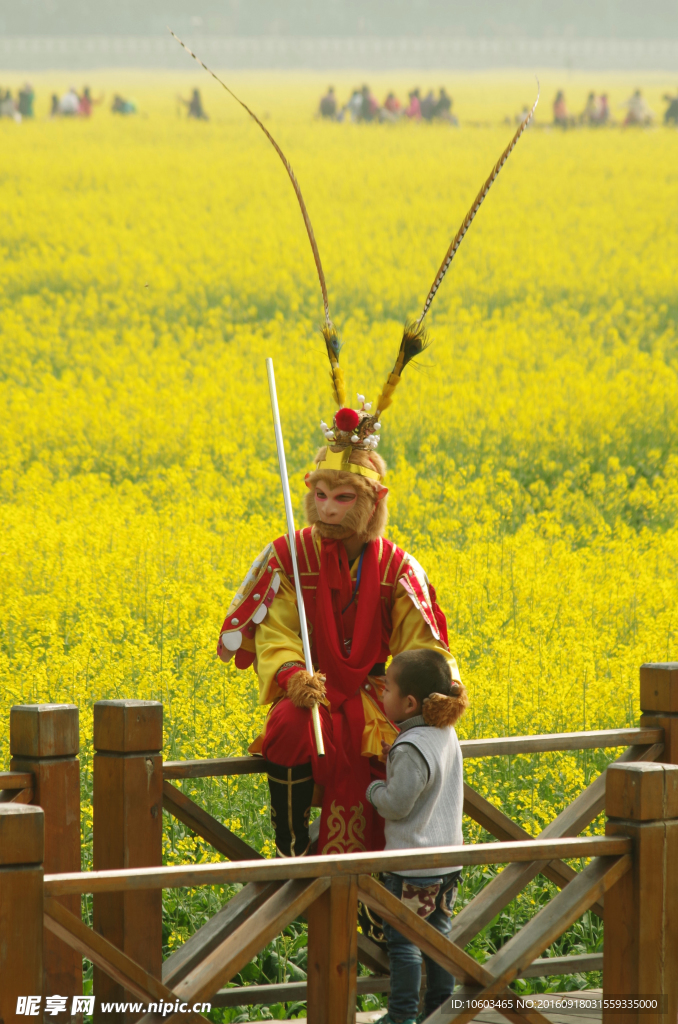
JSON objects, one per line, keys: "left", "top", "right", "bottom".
{"left": 2, "top": 70, "right": 677, "bottom": 900}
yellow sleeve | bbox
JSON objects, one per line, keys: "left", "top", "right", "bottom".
{"left": 254, "top": 571, "right": 305, "bottom": 705}
{"left": 389, "top": 581, "right": 462, "bottom": 682}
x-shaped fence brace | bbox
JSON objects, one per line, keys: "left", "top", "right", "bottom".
{"left": 44, "top": 740, "right": 663, "bottom": 1023}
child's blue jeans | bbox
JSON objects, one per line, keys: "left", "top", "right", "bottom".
{"left": 381, "top": 870, "right": 462, "bottom": 1022}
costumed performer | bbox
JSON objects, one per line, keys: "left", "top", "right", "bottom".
{"left": 169, "top": 34, "right": 539, "bottom": 859}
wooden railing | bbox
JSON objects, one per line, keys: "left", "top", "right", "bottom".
{"left": 1, "top": 663, "right": 677, "bottom": 1024}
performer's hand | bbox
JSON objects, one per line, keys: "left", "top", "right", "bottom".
{"left": 381, "top": 740, "right": 392, "bottom": 757}
{"left": 287, "top": 670, "right": 327, "bottom": 709}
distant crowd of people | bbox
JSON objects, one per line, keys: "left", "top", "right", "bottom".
{"left": 318, "top": 85, "right": 458, "bottom": 124}
{"left": 552, "top": 87, "right": 678, "bottom": 128}
{"left": 0, "top": 83, "right": 141, "bottom": 120}
{"left": 3, "top": 81, "right": 677, "bottom": 131}
{"left": 0, "top": 83, "right": 214, "bottom": 122}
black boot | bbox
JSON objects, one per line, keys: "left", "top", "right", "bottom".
{"left": 267, "top": 761, "right": 315, "bottom": 857}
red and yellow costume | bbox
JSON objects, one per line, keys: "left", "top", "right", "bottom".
{"left": 219, "top": 525, "right": 459, "bottom": 854}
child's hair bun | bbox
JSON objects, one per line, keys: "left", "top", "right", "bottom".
{"left": 421, "top": 685, "right": 469, "bottom": 728}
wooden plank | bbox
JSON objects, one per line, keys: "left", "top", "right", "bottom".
{"left": 156, "top": 877, "right": 331, "bottom": 1021}
{"left": 0, "top": 771, "right": 33, "bottom": 790}
{"left": 44, "top": 835, "right": 631, "bottom": 897}
{"left": 463, "top": 784, "right": 604, "bottom": 918}
{"left": 163, "top": 881, "right": 283, "bottom": 986}
{"left": 163, "top": 780, "right": 263, "bottom": 862}
{"left": 213, "top": 974, "right": 392, "bottom": 1007}
{"left": 519, "top": 952, "right": 603, "bottom": 977}
{"left": 358, "top": 876, "right": 551, "bottom": 1024}
{"left": 448, "top": 743, "right": 661, "bottom": 949}
{"left": 93, "top": 700, "right": 163, "bottom": 1022}
{"left": 160, "top": 731, "right": 662, "bottom": 780}
{"left": 307, "top": 875, "right": 358, "bottom": 1024}
{"left": 357, "top": 931, "right": 390, "bottom": 975}
{"left": 163, "top": 756, "right": 269, "bottom": 779}
{"left": 460, "top": 728, "right": 662, "bottom": 759}
{"left": 11, "top": 703, "right": 82, "bottom": 1015}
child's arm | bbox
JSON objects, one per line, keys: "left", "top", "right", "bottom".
{"left": 366, "top": 744, "right": 428, "bottom": 820}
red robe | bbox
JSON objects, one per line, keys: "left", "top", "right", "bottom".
{"left": 218, "top": 527, "right": 451, "bottom": 855}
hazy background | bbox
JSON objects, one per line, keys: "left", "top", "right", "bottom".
{"left": 2, "top": 0, "right": 678, "bottom": 70}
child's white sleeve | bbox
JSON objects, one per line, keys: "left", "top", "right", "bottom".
{"left": 366, "top": 744, "right": 429, "bottom": 820}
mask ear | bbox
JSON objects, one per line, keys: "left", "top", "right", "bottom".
{"left": 304, "top": 473, "right": 313, "bottom": 489}
{"left": 376, "top": 486, "right": 389, "bottom": 502}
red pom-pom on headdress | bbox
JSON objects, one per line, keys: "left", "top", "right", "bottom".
{"left": 335, "top": 408, "right": 360, "bottom": 432}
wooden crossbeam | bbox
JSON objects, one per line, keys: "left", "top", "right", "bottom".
{"left": 163, "top": 780, "right": 263, "bottom": 862}
{"left": 460, "top": 727, "right": 662, "bottom": 759}
{"left": 43, "top": 835, "right": 631, "bottom": 896}
{"left": 43, "top": 897, "right": 208, "bottom": 1021}
{"left": 164, "top": 756, "right": 269, "bottom": 780}
{"left": 163, "top": 881, "right": 284, "bottom": 987}
{"left": 450, "top": 741, "right": 662, "bottom": 948}
{"left": 463, "top": 783, "right": 605, "bottom": 918}
{"left": 160, "top": 729, "right": 663, "bottom": 780}
{"left": 155, "top": 877, "right": 331, "bottom": 1024}
{"left": 425, "top": 855, "right": 631, "bottom": 1024}
{"left": 358, "top": 875, "right": 551, "bottom": 1024}
{"left": 0, "top": 771, "right": 33, "bottom": 790}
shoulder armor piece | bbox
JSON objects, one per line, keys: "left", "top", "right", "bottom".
{"left": 217, "top": 542, "right": 282, "bottom": 662}
{"left": 378, "top": 537, "right": 407, "bottom": 586}
{"left": 273, "top": 527, "right": 319, "bottom": 580}
{"left": 397, "top": 552, "right": 441, "bottom": 642}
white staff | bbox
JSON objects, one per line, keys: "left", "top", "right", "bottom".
{"left": 266, "top": 358, "right": 325, "bottom": 757}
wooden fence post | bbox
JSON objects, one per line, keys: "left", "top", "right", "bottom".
{"left": 639, "top": 662, "right": 678, "bottom": 765}
{"left": 0, "top": 804, "right": 44, "bottom": 1022}
{"left": 603, "top": 761, "right": 678, "bottom": 1024}
{"left": 10, "top": 704, "right": 81, "bottom": 1016}
{"left": 306, "top": 874, "right": 358, "bottom": 1024}
{"left": 92, "top": 700, "right": 163, "bottom": 1024}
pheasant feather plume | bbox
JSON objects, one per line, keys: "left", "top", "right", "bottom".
{"left": 170, "top": 30, "right": 332, "bottom": 329}
{"left": 417, "top": 84, "right": 540, "bottom": 325}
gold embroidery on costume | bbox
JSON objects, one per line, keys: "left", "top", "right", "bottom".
{"left": 322, "top": 800, "right": 367, "bottom": 854}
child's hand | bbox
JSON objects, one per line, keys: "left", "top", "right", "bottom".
{"left": 381, "top": 740, "right": 392, "bottom": 756}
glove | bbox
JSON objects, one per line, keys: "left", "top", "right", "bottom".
{"left": 287, "top": 670, "right": 327, "bottom": 709}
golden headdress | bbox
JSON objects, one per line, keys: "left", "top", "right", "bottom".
{"left": 172, "top": 33, "right": 538, "bottom": 485}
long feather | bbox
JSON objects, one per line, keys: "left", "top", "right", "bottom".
{"left": 416, "top": 84, "right": 540, "bottom": 325}
{"left": 170, "top": 30, "right": 332, "bottom": 328}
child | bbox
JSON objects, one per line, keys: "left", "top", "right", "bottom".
{"left": 366, "top": 649, "right": 469, "bottom": 1024}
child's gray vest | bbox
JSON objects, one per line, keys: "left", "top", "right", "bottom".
{"left": 389, "top": 724, "right": 464, "bottom": 877}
